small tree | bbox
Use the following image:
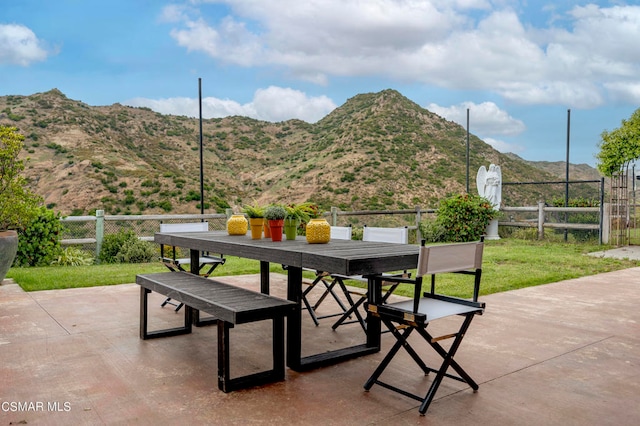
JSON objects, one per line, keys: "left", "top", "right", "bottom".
{"left": 435, "top": 193, "right": 496, "bottom": 242}
{"left": 596, "top": 108, "right": 640, "bottom": 177}
{"left": 0, "top": 126, "right": 41, "bottom": 230}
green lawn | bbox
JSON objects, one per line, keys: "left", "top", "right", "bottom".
{"left": 6, "top": 239, "right": 639, "bottom": 298}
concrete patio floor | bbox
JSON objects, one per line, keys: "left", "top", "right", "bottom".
{"left": 1, "top": 268, "right": 639, "bottom": 425}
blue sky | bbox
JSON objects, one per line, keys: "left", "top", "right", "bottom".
{"left": 2, "top": 0, "right": 639, "bottom": 167}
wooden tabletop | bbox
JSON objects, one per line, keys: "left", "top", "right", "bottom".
{"left": 154, "top": 231, "right": 419, "bottom": 275}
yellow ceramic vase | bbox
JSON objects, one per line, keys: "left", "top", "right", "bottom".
{"left": 227, "top": 214, "right": 248, "bottom": 235}
{"left": 306, "top": 218, "right": 331, "bottom": 244}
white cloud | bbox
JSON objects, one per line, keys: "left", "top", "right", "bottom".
{"left": 125, "top": 86, "right": 336, "bottom": 123}
{"left": 0, "top": 24, "right": 50, "bottom": 66}
{"left": 482, "top": 137, "right": 525, "bottom": 154}
{"left": 427, "top": 101, "right": 526, "bottom": 153}
{"left": 427, "top": 101, "right": 525, "bottom": 136}
{"left": 164, "top": 1, "right": 640, "bottom": 108}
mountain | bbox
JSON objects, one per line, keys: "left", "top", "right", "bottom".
{"left": 0, "top": 89, "right": 602, "bottom": 216}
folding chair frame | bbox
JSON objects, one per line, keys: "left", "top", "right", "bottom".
{"left": 330, "top": 226, "right": 409, "bottom": 331}
{"left": 299, "top": 225, "right": 353, "bottom": 326}
{"left": 365, "top": 299, "right": 482, "bottom": 415}
{"left": 159, "top": 222, "right": 225, "bottom": 312}
{"left": 363, "top": 238, "right": 485, "bottom": 415}
{"left": 301, "top": 271, "right": 350, "bottom": 326}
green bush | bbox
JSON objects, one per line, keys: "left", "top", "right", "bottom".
{"left": 99, "top": 230, "right": 156, "bottom": 264}
{"left": 52, "top": 247, "right": 94, "bottom": 266}
{"left": 15, "top": 207, "right": 63, "bottom": 266}
{"left": 99, "top": 230, "right": 136, "bottom": 264}
{"left": 418, "top": 218, "right": 448, "bottom": 243}
{"left": 114, "top": 238, "right": 156, "bottom": 263}
{"left": 436, "top": 193, "right": 496, "bottom": 242}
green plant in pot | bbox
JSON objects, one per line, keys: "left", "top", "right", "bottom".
{"left": 0, "top": 126, "right": 42, "bottom": 281}
{"left": 243, "top": 202, "right": 265, "bottom": 240}
{"left": 264, "top": 204, "right": 287, "bottom": 242}
{"left": 284, "top": 203, "right": 311, "bottom": 240}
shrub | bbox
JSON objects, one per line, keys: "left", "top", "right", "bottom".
{"left": 52, "top": 247, "right": 94, "bottom": 266}
{"left": 99, "top": 230, "right": 156, "bottom": 264}
{"left": 99, "top": 230, "right": 136, "bottom": 264}
{"left": 15, "top": 207, "right": 63, "bottom": 266}
{"left": 418, "top": 218, "right": 447, "bottom": 243}
{"left": 114, "top": 238, "right": 156, "bottom": 263}
{"left": 436, "top": 193, "right": 496, "bottom": 242}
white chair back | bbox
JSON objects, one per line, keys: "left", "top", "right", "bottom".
{"left": 363, "top": 226, "right": 408, "bottom": 244}
{"left": 160, "top": 222, "right": 208, "bottom": 233}
{"left": 416, "top": 241, "right": 484, "bottom": 278}
{"left": 330, "top": 226, "right": 352, "bottom": 240}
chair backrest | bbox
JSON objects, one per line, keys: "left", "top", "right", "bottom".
{"left": 415, "top": 239, "right": 484, "bottom": 303}
{"left": 416, "top": 240, "right": 484, "bottom": 277}
{"left": 160, "top": 222, "right": 208, "bottom": 233}
{"left": 330, "top": 225, "right": 352, "bottom": 240}
{"left": 363, "top": 226, "right": 408, "bottom": 244}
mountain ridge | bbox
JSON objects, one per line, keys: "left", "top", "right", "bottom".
{"left": 0, "top": 88, "right": 602, "bottom": 215}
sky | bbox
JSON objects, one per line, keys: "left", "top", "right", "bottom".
{"left": 1, "top": 0, "right": 639, "bottom": 168}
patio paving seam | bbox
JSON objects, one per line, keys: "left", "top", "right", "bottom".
{"left": 26, "top": 290, "right": 73, "bottom": 336}
{"left": 479, "top": 334, "right": 616, "bottom": 386}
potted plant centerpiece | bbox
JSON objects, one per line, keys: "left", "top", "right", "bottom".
{"left": 0, "top": 126, "right": 41, "bottom": 281}
{"left": 264, "top": 204, "right": 287, "bottom": 242}
{"left": 243, "top": 202, "right": 265, "bottom": 239}
{"left": 284, "top": 203, "right": 312, "bottom": 240}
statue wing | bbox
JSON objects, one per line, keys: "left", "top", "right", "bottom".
{"left": 476, "top": 166, "right": 487, "bottom": 196}
{"left": 495, "top": 165, "right": 502, "bottom": 207}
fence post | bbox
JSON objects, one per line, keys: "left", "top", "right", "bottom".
{"left": 537, "top": 202, "right": 545, "bottom": 240}
{"left": 415, "top": 205, "right": 422, "bottom": 243}
{"left": 602, "top": 202, "right": 610, "bottom": 244}
{"left": 331, "top": 206, "right": 338, "bottom": 226}
{"left": 95, "top": 209, "right": 104, "bottom": 263}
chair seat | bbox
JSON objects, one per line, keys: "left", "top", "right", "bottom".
{"left": 384, "top": 297, "right": 483, "bottom": 324}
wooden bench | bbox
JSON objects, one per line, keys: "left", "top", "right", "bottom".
{"left": 136, "top": 272, "right": 296, "bottom": 392}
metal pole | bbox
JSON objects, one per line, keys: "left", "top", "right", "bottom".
{"left": 564, "top": 109, "right": 570, "bottom": 241}
{"left": 466, "top": 108, "right": 470, "bottom": 194}
{"left": 198, "top": 78, "right": 204, "bottom": 216}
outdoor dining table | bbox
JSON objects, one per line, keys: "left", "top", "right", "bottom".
{"left": 153, "top": 230, "right": 419, "bottom": 372}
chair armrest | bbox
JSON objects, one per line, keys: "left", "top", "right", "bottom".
{"left": 366, "top": 303, "right": 427, "bottom": 325}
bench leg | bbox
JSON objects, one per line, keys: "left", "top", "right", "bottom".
{"left": 140, "top": 287, "right": 192, "bottom": 340}
{"left": 217, "top": 316, "right": 286, "bottom": 393}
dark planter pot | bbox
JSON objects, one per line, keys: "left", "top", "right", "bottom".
{"left": 0, "top": 230, "right": 18, "bottom": 282}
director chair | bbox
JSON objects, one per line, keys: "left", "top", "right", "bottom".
{"left": 300, "top": 225, "right": 353, "bottom": 325}
{"left": 329, "top": 225, "right": 409, "bottom": 332}
{"left": 364, "top": 237, "right": 485, "bottom": 415}
{"left": 159, "top": 222, "right": 225, "bottom": 311}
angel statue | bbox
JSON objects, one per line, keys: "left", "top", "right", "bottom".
{"left": 476, "top": 164, "right": 502, "bottom": 211}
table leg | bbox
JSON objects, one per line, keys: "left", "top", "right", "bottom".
{"left": 286, "top": 265, "right": 303, "bottom": 371}
{"left": 366, "top": 275, "right": 381, "bottom": 349}
{"left": 260, "top": 261, "right": 270, "bottom": 294}
{"left": 286, "top": 266, "right": 379, "bottom": 372}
